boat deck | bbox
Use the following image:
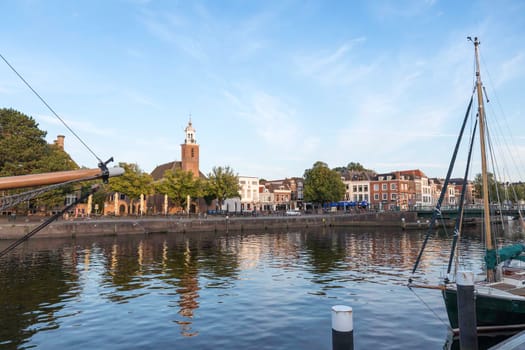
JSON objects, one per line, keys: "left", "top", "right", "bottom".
{"left": 489, "top": 269, "right": 525, "bottom": 296}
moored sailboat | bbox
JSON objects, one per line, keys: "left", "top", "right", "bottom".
{"left": 410, "top": 37, "right": 525, "bottom": 332}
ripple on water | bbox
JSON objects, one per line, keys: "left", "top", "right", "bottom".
{"left": 1, "top": 228, "right": 499, "bottom": 349}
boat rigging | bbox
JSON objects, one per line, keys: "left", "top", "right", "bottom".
{"left": 0, "top": 53, "right": 124, "bottom": 256}
{"left": 409, "top": 37, "right": 525, "bottom": 332}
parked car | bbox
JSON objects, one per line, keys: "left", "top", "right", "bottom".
{"left": 285, "top": 209, "right": 301, "bottom": 216}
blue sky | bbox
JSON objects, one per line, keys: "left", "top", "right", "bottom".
{"left": 1, "top": 0, "right": 524, "bottom": 181}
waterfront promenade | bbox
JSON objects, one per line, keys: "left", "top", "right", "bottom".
{"left": 0, "top": 211, "right": 419, "bottom": 240}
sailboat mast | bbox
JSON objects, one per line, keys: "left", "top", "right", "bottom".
{"left": 473, "top": 37, "right": 494, "bottom": 281}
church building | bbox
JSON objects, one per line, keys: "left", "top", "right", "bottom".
{"left": 102, "top": 119, "right": 207, "bottom": 216}
{"left": 148, "top": 119, "right": 207, "bottom": 214}
{"left": 150, "top": 119, "right": 203, "bottom": 181}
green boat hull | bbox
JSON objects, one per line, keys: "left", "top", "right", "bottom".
{"left": 443, "top": 288, "right": 525, "bottom": 329}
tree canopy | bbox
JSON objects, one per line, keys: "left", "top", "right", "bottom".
{"left": 333, "top": 161, "right": 374, "bottom": 174}
{"left": 0, "top": 108, "right": 78, "bottom": 176}
{"left": 473, "top": 173, "right": 525, "bottom": 202}
{"left": 303, "top": 161, "right": 345, "bottom": 204}
{"left": 206, "top": 166, "right": 240, "bottom": 209}
{"left": 108, "top": 162, "right": 154, "bottom": 200}
{"left": 155, "top": 168, "right": 202, "bottom": 208}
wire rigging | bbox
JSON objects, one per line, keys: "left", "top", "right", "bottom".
{"left": 0, "top": 52, "right": 103, "bottom": 164}
{"left": 0, "top": 184, "right": 100, "bottom": 259}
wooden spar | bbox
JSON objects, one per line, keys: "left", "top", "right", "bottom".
{"left": 0, "top": 168, "right": 106, "bottom": 190}
{"left": 452, "top": 323, "right": 525, "bottom": 336}
{"left": 408, "top": 283, "right": 446, "bottom": 291}
{"left": 473, "top": 37, "right": 494, "bottom": 282}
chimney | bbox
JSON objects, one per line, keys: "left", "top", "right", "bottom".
{"left": 54, "top": 135, "right": 65, "bottom": 150}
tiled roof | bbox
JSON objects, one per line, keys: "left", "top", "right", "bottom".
{"left": 150, "top": 161, "right": 182, "bottom": 181}
{"left": 151, "top": 161, "right": 207, "bottom": 181}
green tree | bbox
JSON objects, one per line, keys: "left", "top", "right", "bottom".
{"left": 0, "top": 109, "right": 81, "bottom": 213}
{"left": 303, "top": 161, "right": 345, "bottom": 205}
{"left": 108, "top": 163, "right": 153, "bottom": 213}
{"left": 512, "top": 182, "right": 525, "bottom": 200}
{"left": 155, "top": 169, "right": 201, "bottom": 210}
{"left": 0, "top": 108, "right": 51, "bottom": 176}
{"left": 347, "top": 162, "right": 367, "bottom": 171}
{"left": 37, "top": 144, "right": 79, "bottom": 172}
{"left": 473, "top": 172, "right": 504, "bottom": 203}
{"left": 206, "top": 166, "right": 240, "bottom": 210}
{"left": 201, "top": 180, "right": 216, "bottom": 211}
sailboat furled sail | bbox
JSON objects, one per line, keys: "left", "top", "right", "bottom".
{"left": 410, "top": 37, "right": 525, "bottom": 331}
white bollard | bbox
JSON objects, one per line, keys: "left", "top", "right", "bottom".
{"left": 331, "top": 305, "right": 353, "bottom": 350}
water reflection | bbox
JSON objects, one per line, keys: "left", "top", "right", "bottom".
{"left": 0, "top": 225, "right": 522, "bottom": 349}
{"left": 0, "top": 247, "right": 81, "bottom": 348}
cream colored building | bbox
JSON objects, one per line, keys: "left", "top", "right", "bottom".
{"left": 343, "top": 179, "right": 370, "bottom": 203}
{"left": 238, "top": 176, "right": 260, "bottom": 211}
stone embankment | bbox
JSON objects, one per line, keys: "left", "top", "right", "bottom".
{"left": 0, "top": 211, "right": 421, "bottom": 240}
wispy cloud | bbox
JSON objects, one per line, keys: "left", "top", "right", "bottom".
{"left": 240, "top": 91, "right": 298, "bottom": 147}
{"left": 138, "top": 9, "right": 207, "bottom": 62}
{"left": 294, "top": 38, "right": 377, "bottom": 86}
{"left": 36, "top": 114, "right": 115, "bottom": 137}
{"left": 494, "top": 51, "right": 525, "bottom": 87}
{"left": 121, "top": 90, "right": 160, "bottom": 110}
{"left": 223, "top": 88, "right": 317, "bottom": 161}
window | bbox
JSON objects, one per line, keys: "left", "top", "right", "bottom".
{"left": 373, "top": 184, "right": 379, "bottom": 191}
{"left": 191, "top": 149, "right": 194, "bottom": 158}
{"left": 353, "top": 185, "right": 357, "bottom": 192}
{"left": 391, "top": 183, "right": 397, "bottom": 190}
{"left": 391, "top": 193, "right": 397, "bottom": 200}
{"left": 382, "top": 193, "right": 388, "bottom": 200}
{"left": 358, "top": 185, "right": 363, "bottom": 192}
{"left": 374, "top": 194, "right": 379, "bottom": 200}
{"left": 382, "top": 184, "right": 387, "bottom": 190}
{"left": 364, "top": 185, "right": 368, "bottom": 192}
{"left": 65, "top": 194, "right": 76, "bottom": 206}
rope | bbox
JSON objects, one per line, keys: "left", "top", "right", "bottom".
{"left": 408, "top": 285, "right": 452, "bottom": 331}
{"left": 0, "top": 52, "right": 103, "bottom": 164}
{"left": 0, "top": 184, "right": 100, "bottom": 258}
{"left": 0, "top": 174, "right": 104, "bottom": 212}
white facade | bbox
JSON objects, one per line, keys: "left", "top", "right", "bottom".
{"left": 343, "top": 179, "right": 370, "bottom": 202}
{"left": 414, "top": 177, "right": 432, "bottom": 208}
{"left": 238, "top": 176, "right": 260, "bottom": 211}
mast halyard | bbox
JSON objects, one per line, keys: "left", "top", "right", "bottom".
{"left": 472, "top": 37, "right": 495, "bottom": 282}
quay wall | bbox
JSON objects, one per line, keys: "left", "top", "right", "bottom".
{"left": 0, "top": 212, "right": 420, "bottom": 240}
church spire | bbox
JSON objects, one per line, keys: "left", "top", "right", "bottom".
{"left": 181, "top": 116, "right": 200, "bottom": 178}
{"left": 184, "top": 115, "right": 196, "bottom": 144}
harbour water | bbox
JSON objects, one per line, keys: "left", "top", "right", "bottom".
{"left": 0, "top": 224, "right": 522, "bottom": 349}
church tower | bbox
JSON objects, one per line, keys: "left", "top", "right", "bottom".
{"left": 181, "top": 118, "right": 200, "bottom": 178}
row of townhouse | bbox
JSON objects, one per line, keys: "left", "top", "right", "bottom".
{"left": 224, "top": 176, "right": 305, "bottom": 213}
{"left": 99, "top": 169, "right": 473, "bottom": 216}
{"left": 342, "top": 169, "right": 474, "bottom": 211}
{"left": 231, "top": 169, "right": 475, "bottom": 214}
